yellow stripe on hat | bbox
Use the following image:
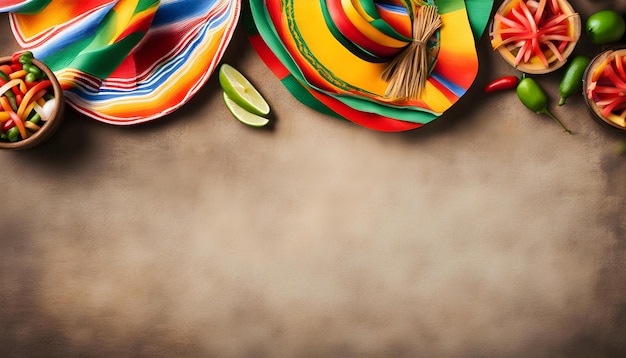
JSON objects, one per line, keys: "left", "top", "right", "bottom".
{"left": 340, "top": 0, "right": 408, "bottom": 48}
{"left": 351, "top": 0, "right": 376, "bottom": 22}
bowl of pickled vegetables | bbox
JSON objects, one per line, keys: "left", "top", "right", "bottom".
{"left": 584, "top": 48, "right": 626, "bottom": 131}
{"left": 0, "top": 52, "right": 64, "bottom": 150}
{"left": 490, "top": 0, "right": 581, "bottom": 74}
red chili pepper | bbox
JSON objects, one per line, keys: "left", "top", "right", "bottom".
{"left": 2, "top": 118, "right": 15, "bottom": 131}
{"left": 484, "top": 75, "right": 520, "bottom": 93}
{"left": 10, "top": 63, "right": 22, "bottom": 72}
{"left": 11, "top": 51, "right": 22, "bottom": 64}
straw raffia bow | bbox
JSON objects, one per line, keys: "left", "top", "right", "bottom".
{"left": 381, "top": 1, "right": 441, "bottom": 100}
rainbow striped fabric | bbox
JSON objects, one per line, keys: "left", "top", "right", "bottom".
{"left": 0, "top": 0, "right": 241, "bottom": 125}
{"left": 246, "top": 0, "right": 493, "bottom": 132}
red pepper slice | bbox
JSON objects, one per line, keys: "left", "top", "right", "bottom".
{"left": 484, "top": 75, "right": 520, "bottom": 93}
{"left": 2, "top": 118, "right": 15, "bottom": 132}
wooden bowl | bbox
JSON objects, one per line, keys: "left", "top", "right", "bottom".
{"left": 0, "top": 56, "right": 64, "bottom": 150}
{"left": 582, "top": 48, "right": 626, "bottom": 132}
{"left": 490, "top": 0, "right": 581, "bottom": 74}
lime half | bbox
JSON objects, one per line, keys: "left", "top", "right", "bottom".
{"left": 219, "top": 64, "right": 270, "bottom": 116}
{"left": 223, "top": 92, "right": 270, "bottom": 127}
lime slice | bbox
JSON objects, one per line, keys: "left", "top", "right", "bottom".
{"left": 218, "top": 64, "right": 270, "bottom": 116}
{"left": 223, "top": 92, "right": 270, "bottom": 127}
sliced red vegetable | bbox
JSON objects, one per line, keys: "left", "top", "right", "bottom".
{"left": 587, "top": 51, "right": 626, "bottom": 126}
{"left": 11, "top": 52, "right": 21, "bottom": 64}
{"left": 2, "top": 118, "right": 15, "bottom": 131}
{"left": 484, "top": 75, "right": 520, "bottom": 93}
{"left": 491, "top": 0, "right": 577, "bottom": 68}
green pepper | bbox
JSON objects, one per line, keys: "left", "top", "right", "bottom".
{"left": 25, "top": 72, "right": 37, "bottom": 83}
{"left": 18, "top": 51, "right": 33, "bottom": 65}
{"left": 27, "top": 64, "right": 42, "bottom": 78}
{"left": 7, "top": 126, "right": 20, "bottom": 142}
{"left": 28, "top": 113, "right": 41, "bottom": 125}
{"left": 0, "top": 69, "right": 9, "bottom": 81}
{"left": 558, "top": 55, "right": 591, "bottom": 106}
{"left": 516, "top": 76, "right": 572, "bottom": 133}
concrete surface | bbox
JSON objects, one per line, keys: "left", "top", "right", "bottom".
{"left": 1, "top": 1, "right": 625, "bottom": 357}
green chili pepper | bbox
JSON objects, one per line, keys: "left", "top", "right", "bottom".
{"left": 7, "top": 126, "right": 20, "bottom": 142}
{"left": 0, "top": 70, "right": 9, "bottom": 81}
{"left": 27, "top": 65, "right": 42, "bottom": 77}
{"left": 516, "top": 76, "right": 572, "bottom": 133}
{"left": 18, "top": 51, "right": 33, "bottom": 65}
{"left": 558, "top": 55, "right": 591, "bottom": 106}
{"left": 25, "top": 72, "right": 37, "bottom": 83}
{"left": 28, "top": 113, "right": 41, "bottom": 125}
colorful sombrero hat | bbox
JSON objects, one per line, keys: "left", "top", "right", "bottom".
{"left": 246, "top": 0, "right": 494, "bottom": 132}
{"left": 1, "top": 0, "right": 241, "bottom": 125}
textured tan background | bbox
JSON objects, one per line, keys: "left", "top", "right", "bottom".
{"left": 1, "top": 1, "right": 625, "bottom": 357}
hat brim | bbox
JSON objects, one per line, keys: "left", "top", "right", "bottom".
{"left": 247, "top": 0, "right": 493, "bottom": 131}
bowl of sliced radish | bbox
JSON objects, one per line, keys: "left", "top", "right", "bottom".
{"left": 0, "top": 52, "right": 64, "bottom": 150}
{"left": 583, "top": 48, "right": 626, "bottom": 131}
{"left": 490, "top": 0, "right": 581, "bottom": 74}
